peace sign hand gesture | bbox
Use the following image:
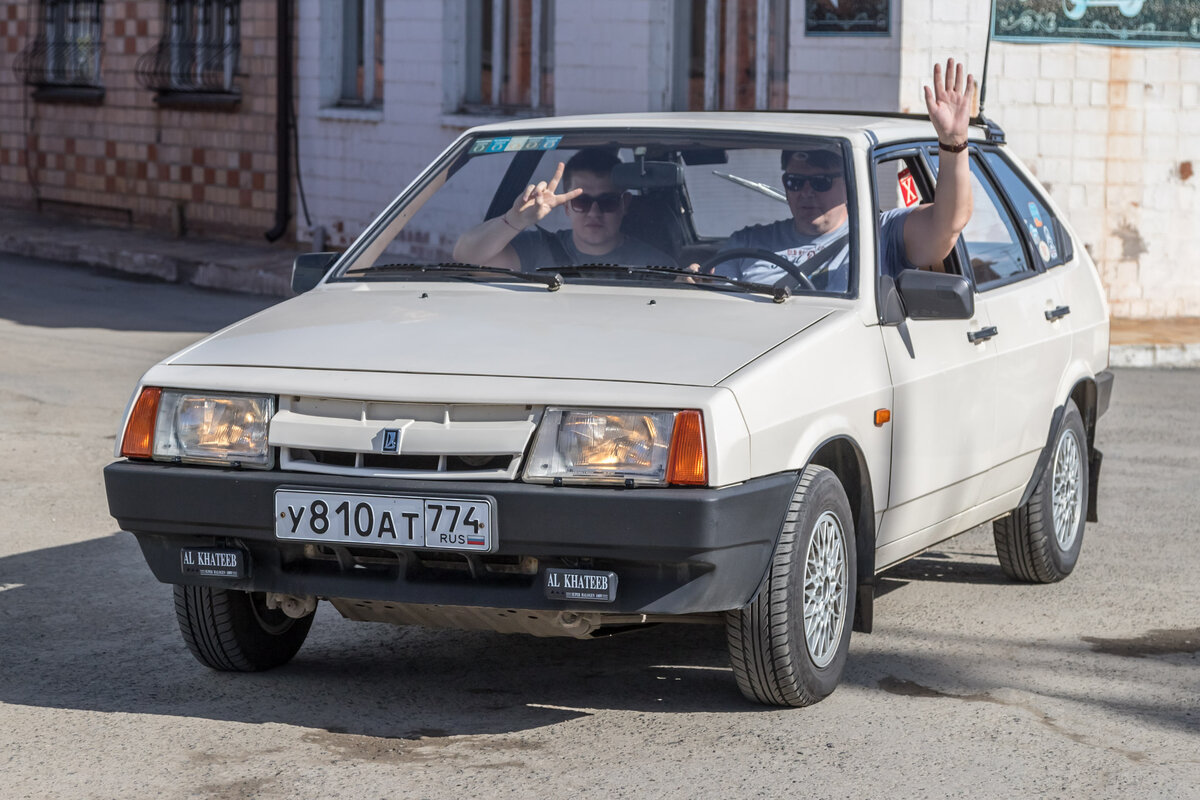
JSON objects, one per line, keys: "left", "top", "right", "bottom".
{"left": 924, "top": 58, "right": 975, "bottom": 149}
{"left": 509, "top": 161, "right": 584, "bottom": 227}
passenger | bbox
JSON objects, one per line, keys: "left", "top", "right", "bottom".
{"left": 704, "top": 58, "right": 976, "bottom": 290}
{"left": 452, "top": 147, "right": 675, "bottom": 271}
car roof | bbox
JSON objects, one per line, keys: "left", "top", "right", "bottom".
{"left": 467, "top": 111, "right": 993, "bottom": 147}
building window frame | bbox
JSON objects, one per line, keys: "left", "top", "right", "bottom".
{"left": 14, "top": 0, "right": 106, "bottom": 104}
{"left": 336, "top": 0, "right": 384, "bottom": 108}
{"left": 456, "top": 0, "right": 554, "bottom": 117}
{"left": 672, "top": 0, "right": 788, "bottom": 111}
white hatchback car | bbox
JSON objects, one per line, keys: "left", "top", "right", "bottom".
{"left": 105, "top": 112, "right": 1112, "bottom": 707}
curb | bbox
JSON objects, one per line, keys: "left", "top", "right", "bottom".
{"left": 1109, "top": 343, "right": 1200, "bottom": 369}
{"left": 0, "top": 227, "right": 294, "bottom": 299}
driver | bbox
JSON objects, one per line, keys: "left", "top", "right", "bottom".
{"left": 705, "top": 58, "right": 977, "bottom": 291}
{"left": 452, "top": 148, "right": 675, "bottom": 271}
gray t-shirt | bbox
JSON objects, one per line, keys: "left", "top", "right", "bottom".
{"left": 714, "top": 207, "right": 915, "bottom": 291}
{"left": 510, "top": 228, "right": 676, "bottom": 271}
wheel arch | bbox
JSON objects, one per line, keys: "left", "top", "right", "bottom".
{"left": 807, "top": 435, "right": 877, "bottom": 633}
{"left": 1022, "top": 373, "right": 1105, "bottom": 524}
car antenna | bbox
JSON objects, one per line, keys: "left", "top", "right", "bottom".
{"left": 976, "top": 0, "right": 1007, "bottom": 144}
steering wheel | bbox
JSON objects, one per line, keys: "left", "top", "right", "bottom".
{"left": 701, "top": 248, "right": 815, "bottom": 291}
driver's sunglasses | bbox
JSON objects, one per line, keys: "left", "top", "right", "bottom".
{"left": 782, "top": 173, "right": 840, "bottom": 193}
{"left": 568, "top": 192, "right": 623, "bottom": 213}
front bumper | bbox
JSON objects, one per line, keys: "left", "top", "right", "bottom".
{"left": 104, "top": 462, "right": 797, "bottom": 616}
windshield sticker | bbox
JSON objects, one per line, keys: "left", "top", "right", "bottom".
{"left": 470, "top": 135, "right": 563, "bottom": 155}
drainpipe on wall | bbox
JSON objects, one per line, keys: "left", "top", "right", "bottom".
{"left": 264, "top": 0, "right": 292, "bottom": 242}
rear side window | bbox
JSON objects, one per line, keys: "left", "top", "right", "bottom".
{"left": 960, "top": 154, "right": 1035, "bottom": 289}
{"left": 982, "top": 151, "right": 1069, "bottom": 269}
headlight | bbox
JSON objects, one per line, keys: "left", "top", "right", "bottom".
{"left": 121, "top": 388, "right": 274, "bottom": 468}
{"left": 523, "top": 408, "right": 706, "bottom": 487}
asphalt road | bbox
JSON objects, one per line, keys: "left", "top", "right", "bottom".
{"left": 1, "top": 254, "right": 1197, "bottom": 800}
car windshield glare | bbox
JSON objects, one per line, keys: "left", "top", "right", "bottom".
{"left": 333, "top": 130, "right": 857, "bottom": 297}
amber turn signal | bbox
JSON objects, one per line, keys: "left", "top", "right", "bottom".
{"left": 874, "top": 408, "right": 891, "bottom": 427}
{"left": 120, "top": 387, "right": 163, "bottom": 459}
{"left": 667, "top": 410, "right": 707, "bottom": 486}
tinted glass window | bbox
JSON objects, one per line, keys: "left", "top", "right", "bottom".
{"left": 983, "top": 151, "right": 1068, "bottom": 268}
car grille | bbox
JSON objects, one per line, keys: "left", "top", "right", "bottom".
{"left": 271, "top": 397, "right": 539, "bottom": 480}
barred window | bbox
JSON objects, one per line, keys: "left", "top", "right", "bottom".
{"left": 461, "top": 0, "right": 554, "bottom": 114}
{"left": 14, "top": 0, "right": 104, "bottom": 90}
{"left": 136, "top": 0, "right": 241, "bottom": 97}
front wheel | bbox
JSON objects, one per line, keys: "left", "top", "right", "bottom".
{"left": 993, "top": 399, "right": 1088, "bottom": 583}
{"left": 726, "top": 465, "right": 856, "bottom": 707}
{"left": 174, "top": 585, "right": 314, "bottom": 671}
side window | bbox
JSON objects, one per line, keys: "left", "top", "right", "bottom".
{"left": 982, "top": 151, "right": 1069, "bottom": 268}
{"left": 873, "top": 153, "right": 957, "bottom": 276}
{"left": 959, "top": 155, "right": 1034, "bottom": 289}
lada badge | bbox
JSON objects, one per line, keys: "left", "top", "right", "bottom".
{"left": 381, "top": 429, "right": 400, "bottom": 453}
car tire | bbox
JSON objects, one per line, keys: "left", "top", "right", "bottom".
{"left": 993, "top": 399, "right": 1088, "bottom": 583}
{"left": 725, "top": 465, "right": 856, "bottom": 707}
{"left": 173, "top": 585, "right": 314, "bottom": 671}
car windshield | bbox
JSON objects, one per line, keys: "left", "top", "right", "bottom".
{"left": 333, "top": 129, "right": 857, "bottom": 297}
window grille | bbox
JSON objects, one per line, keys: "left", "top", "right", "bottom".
{"left": 136, "top": 0, "right": 241, "bottom": 94}
{"left": 14, "top": 0, "right": 104, "bottom": 88}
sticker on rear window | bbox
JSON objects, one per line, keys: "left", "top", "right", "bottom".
{"left": 470, "top": 135, "right": 562, "bottom": 155}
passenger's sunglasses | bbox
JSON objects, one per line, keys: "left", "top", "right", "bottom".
{"left": 782, "top": 173, "right": 841, "bottom": 193}
{"left": 568, "top": 192, "right": 623, "bottom": 213}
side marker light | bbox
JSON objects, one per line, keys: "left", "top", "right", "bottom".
{"left": 874, "top": 409, "right": 891, "bottom": 427}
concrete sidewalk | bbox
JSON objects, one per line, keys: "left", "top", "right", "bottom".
{"left": 0, "top": 203, "right": 1196, "bottom": 367}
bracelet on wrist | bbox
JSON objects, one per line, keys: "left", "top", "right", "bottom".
{"left": 501, "top": 211, "right": 522, "bottom": 231}
{"left": 938, "top": 139, "right": 968, "bottom": 153}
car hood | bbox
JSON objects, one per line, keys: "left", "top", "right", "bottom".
{"left": 168, "top": 282, "right": 840, "bottom": 386}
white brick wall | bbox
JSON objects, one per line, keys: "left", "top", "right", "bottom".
{"left": 898, "top": 3, "right": 1200, "bottom": 318}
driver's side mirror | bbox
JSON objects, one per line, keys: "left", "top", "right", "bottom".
{"left": 882, "top": 269, "right": 974, "bottom": 323}
{"left": 291, "top": 252, "right": 338, "bottom": 294}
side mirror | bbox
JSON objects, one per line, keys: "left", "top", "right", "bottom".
{"left": 894, "top": 269, "right": 974, "bottom": 320}
{"left": 291, "top": 252, "right": 338, "bottom": 294}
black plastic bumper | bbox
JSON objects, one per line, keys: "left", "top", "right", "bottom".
{"left": 104, "top": 462, "right": 797, "bottom": 615}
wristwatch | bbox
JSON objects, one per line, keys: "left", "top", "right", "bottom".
{"left": 939, "top": 140, "right": 968, "bottom": 153}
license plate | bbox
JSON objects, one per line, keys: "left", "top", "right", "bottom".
{"left": 181, "top": 548, "right": 246, "bottom": 579}
{"left": 274, "top": 490, "right": 495, "bottom": 552}
{"left": 545, "top": 568, "right": 618, "bottom": 603}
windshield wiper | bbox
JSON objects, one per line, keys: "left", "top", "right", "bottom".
{"left": 344, "top": 263, "right": 563, "bottom": 290}
{"left": 712, "top": 170, "right": 788, "bottom": 204}
{"left": 535, "top": 264, "right": 790, "bottom": 302}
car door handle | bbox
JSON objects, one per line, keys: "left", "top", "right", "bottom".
{"left": 967, "top": 325, "right": 999, "bottom": 344}
{"left": 1045, "top": 305, "right": 1071, "bottom": 321}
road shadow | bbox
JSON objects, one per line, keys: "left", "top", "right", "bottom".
{"left": 875, "top": 548, "right": 1012, "bottom": 597}
{"left": 0, "top": 534, "right": 751, "bottom": 743}
{"left": 0, "top": 253, "right": 279, "bottom": 333}
{"left": 3, "top": 534, "right": 1195, "bottom": 742}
